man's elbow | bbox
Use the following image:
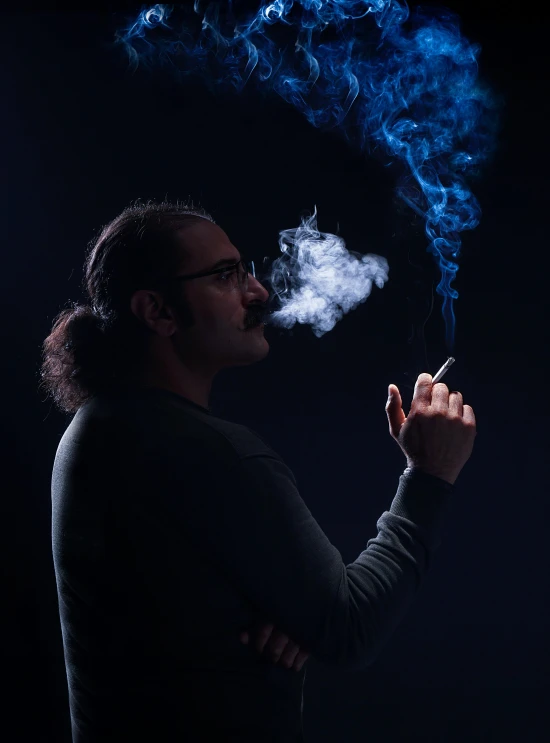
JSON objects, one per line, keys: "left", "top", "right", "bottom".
{"left": 307, "top": 592, "right": 383, "bottom": 672}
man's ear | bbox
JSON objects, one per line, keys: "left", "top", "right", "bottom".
{"left": 130, "top": 289, "right": 178, "bottom": 337}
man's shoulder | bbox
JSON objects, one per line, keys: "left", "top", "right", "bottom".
{"left": 78, "top": 389, "right": 281, "bottom": 464}
{"left": 206, "top": 417, "right": 278, "bottom": 461}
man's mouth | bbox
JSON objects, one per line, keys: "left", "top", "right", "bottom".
{"left": 245, "top": 309, "right": 268, "bottom": 330}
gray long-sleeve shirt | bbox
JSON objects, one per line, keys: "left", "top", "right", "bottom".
{"left": 51, "top": 385, "right": 454, "bottom": 742}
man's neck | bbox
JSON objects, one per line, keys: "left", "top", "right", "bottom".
{"left": 133, "top": 362, "right": 214, "bottom": 411}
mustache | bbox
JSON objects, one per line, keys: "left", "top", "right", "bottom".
{"left": 245, "top": 304, "right": 269, "bottom": 329}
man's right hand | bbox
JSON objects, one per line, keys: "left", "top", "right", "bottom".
{"left": 385, "top": 373, "right": 477, "bottom": 486}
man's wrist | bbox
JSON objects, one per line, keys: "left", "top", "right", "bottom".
{"left": 405, "top": 464, "right": 457, "bottom": 487}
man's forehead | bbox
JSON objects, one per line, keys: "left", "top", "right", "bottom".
{"left": 175, "top": 220, "right": 241, "bottom": 272}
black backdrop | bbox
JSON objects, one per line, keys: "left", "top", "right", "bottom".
{"left": 2, "top": 2, "right": 548, "bottom": 741}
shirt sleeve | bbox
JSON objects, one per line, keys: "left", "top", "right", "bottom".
{"left": 175, "top": 445, "right": 454, "bottom": 672}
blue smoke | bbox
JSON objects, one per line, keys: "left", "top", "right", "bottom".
{"left": 116, "top": 1, "right": 497, "bottom": 350}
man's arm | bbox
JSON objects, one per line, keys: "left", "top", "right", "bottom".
{"left": 172, "top": 446, "right": 453, "bottom": 672}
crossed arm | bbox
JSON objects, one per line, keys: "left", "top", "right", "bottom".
{"left": 240, "top": 623, "right": 310, "bottom": 672}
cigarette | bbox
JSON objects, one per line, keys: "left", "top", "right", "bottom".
{"left": 432, "top": 356, "right": 455, "bottom": 384}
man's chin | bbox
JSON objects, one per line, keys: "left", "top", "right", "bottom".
{"left": 228, "top": 328, "right": 270, "bottom": 366}
{"left": 246, "top": 330, "right": 270, "bottom": 359}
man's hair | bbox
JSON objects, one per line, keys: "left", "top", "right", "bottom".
{"left": 39, "top": 199, "right": 215, "bottom": 415}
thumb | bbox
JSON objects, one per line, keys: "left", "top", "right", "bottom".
{"left": 386, "top": 384, "right": 406, "bottom": 439}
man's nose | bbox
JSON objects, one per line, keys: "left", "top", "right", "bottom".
{"left": 246, "top": 274, "right": 270, "bottom": 303}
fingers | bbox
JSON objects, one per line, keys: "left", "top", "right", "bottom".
{"left": 247, "top": 624, "right": 310, "bottom": 672}
{"left": 412, "top": 373, "right": 433, "bottom": 409}
{"left": 255, "top": 623, "right": 275, "bottom": 654}
{"left": 387, "top": 384, "right": 399, "bottom": 402}
{"left": 431, "top": 385, "right": 467, "bottom": 418}
{"left": 448, "top": 390, "right": 463, "bottom": 417}
{"left": 293, "top": 649, "right": 310, "bottom": 672}
{"left": 278, "top": 640, "right": 301, "bottom": 669}
{"left": 386, "top": 385, "right": 405, "bottom": 439}
{"left": 430, "top": 382, "right": 450, "bottom": 413}
{"left": 263, "top": 628, "right": 296, "bottom": 664}
{"left": 462, "top": 404, "right": 477, "bottom": 430}
{"left": 271, "top": 637, "right": 310, "bottom": 672}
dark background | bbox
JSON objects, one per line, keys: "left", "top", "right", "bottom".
{"left": 2, "top": 1, "right": 548, "bottom": 741}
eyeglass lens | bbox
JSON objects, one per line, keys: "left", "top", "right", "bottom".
{"left": 239, "top": 260, "right": 255, "bottom": 291}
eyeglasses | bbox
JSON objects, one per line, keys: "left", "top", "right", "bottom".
{"left": 156, "top": 259, "right": 256, "bottom": 293}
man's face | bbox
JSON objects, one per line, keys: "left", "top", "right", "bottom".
{"left": 168, "top": 219, "right": 270, "bottom": 373}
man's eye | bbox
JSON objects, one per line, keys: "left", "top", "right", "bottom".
{"left": 218, "top": 270, "right": 237, "bottom": 282}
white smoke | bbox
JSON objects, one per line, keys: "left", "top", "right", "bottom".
{"left": 267, "top": 207, "right": 389, "bottom": 338}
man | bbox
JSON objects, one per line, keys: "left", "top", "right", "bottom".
{"left": 48, "top": 202, "right": 457, "bottom": 742}
{"left": 128, "top": 216, "right": 271, "bottom": 409}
